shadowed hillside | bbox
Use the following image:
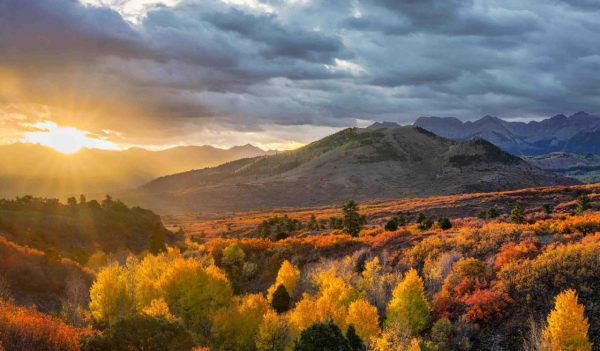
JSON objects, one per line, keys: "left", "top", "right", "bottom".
{"left": 126, "top": 126, "right": 577, "bottom": 213}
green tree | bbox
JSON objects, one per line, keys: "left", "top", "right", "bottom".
{"left": 342, "top": 200, "right": 366, "bottom": 237}
{"left": 438, "top": 217, "right": 452, "bottom": 230}
{"left": 542, "top": 203, "right": 553, "bottom": 214}
{"left": 417, "top": 218, "right": 433, "bottom": 231}
{"left": 308, "top": 214, "right": 320, "bottom": 230}
{"left": 396, "top": 212, "right": 407, "bottom": 226}
{"left": 149, "top": 224, "right": 167, "bottom": 255}
{"left": 293, "top": 321, "right": 352, "bottom": 351}
{"left": 272, "top": 284, "right": 291, "bottom": 314}
{"left": 486, "top": 207, "right": 499, "bottom": 219}
{"left": 346, "top": 325, "right": 366, "bottom": 351}
{"left": 509, "top": 203, "right": 525, "bottom": 224}
{"left": 329, "top": 217, "right": 343, "bottom": 230}
{"left": 415, "top": 212, "right": 426, "bottom": 224}
{"left": 575, "top": 195, "right": 591, "bottom": 215}
{"left": 386, "top": 269, "right": 430, "bottom": 335}
{"left": 429, "top": 318, "right": 452, "bottom": 351}
{"left": 80, "top": 315, "right": 194, "bottom": 351}
{"left": 222, "top": 243, "right": 246, "bottom": 266}
{"left": 384, "top": 218, "right": 399, "bottom": 231}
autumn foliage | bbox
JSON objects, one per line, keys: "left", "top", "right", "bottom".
{"left": 0, "top": 301, "right": 91, "bottom": 351}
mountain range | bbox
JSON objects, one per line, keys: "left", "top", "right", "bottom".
{"left": 413, "top": 111, "right": 600, "bottom": 155}
{"left": 123, "top": 126, "right": 576, "bottom": 213}
{"left": 0, "top": 143, "right": 271, "bottom": 198}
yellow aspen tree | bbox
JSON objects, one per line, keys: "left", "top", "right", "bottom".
{"left": 256, "top": 309, "right": 292, "bottom": 351}
{"left": 288, "top": 293, "right": 319, "bottom": 338}
{"left": 89, "top": 262, "right": 133, "bottom": 324}
{"left": 407, "top": 338, "right": 421, "bottom": 351}
{"left": 542, "top": 289, "right": 592, "bottom": 351}
{"left": 386, "top": 269, "right": 430, "bottom": 335}
{"left": 346, "top": 298, "right": 380, "bottom": 344}
{"left": 267, "top": 260, "right": 300, "bottom": 300}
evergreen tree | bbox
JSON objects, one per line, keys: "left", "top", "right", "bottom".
{"left": 486, "top": 207, "right": 499, "bottom": 219}
{"left": 384, "top": 218, "right": 398, "bottom": 231}
{"left": 438, "top": 217, "right": 452, "bottom": 230}
{"left": 149, "top": 224, "right": 167, "bottom": 255}
{"left": 542, "top": 289, "right": 592, "bottom": 351}
{"left": 293, "top": 321, "right": 352, "bottom": 351}
{"left": 342, "top": 200, "right": 366, "bottom": 237}
{"left": 346, "top": 325, "right": 365, "bottom": 351}
{"left": 415, "top": 212, "right": 426, "bottom": 224}
{"left": 542, "top": 203, "right": 553, "bottom": 214}
{"left": 396, "top": 212, "right": 407, "bottom": 226}
{"left": 509, "top": 203, "right": 525, "bottom": 224}
{"left": 80, "top": 315, "right": 194, "bottom": 351}
{"left": 417, "top": 218, "right": 433, "bottom": 231}
{"left": 308, "top": 214, "right": 319, "bottom": 230}
{"left": 271, "top": 284, "right": 291, "bottom": 313}
{"left": 575, "top": 195, "right": 591, "bottom": 215}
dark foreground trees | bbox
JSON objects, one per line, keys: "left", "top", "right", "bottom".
{"left": 80, "top": 315, "right": 194, "bottom": 351}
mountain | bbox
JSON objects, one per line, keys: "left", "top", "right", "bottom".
{"left": 414, "top": 111, "right": 600, "bottom": 155}
{"left": 124, "top": 126, "right": 577, "bottom": 213}
{"left": 526, "top": 152, "right": 600, "bottom": 183}
{"left": 367, "top": 121, "right": 401, "bottom": 129}
{"left": 0, "top": 143, "right": 270, "bottom": 199}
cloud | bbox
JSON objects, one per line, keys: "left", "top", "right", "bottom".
{"left": 1, "top": 0, "right": 600, "bottom": 147}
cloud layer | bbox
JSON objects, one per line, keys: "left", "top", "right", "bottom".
{"left": 1, "top": 0, "right": 600, "bottom": 147}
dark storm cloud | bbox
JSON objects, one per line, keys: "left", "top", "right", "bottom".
{"left": 1, "top": 0, "right": 600, "bottom": 143}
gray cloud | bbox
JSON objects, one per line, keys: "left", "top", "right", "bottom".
{"left": 1, "top": 0, "right": 600, "bottom": 146}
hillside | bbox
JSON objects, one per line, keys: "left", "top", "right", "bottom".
{"left": 127, "top": 126, "right": 577, "bottom": 213}
{"left": 414, "top": 111, "right": 600, "bottom": 155}
{"left": 0, "top": 143, "right": 270, "bottom": 199}
{"left": 526, "top": 152, "right": 600, "bottom": 183}
{"left": 0, "top": 196, "right": 179, "bottom": 264}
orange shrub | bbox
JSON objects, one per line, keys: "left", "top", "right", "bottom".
{"left": 0, "top": 301, "right": 91, "bottom": 351}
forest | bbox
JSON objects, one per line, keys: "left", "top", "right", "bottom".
{"left": 0, "top": 185, "right": 598, "bottom": 350}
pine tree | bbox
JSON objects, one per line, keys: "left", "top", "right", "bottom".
{"left": 308, "top": 214, "right": 319, "bottom": 230}
{"left": 293, "top": 321, "right": 352, "bottom": 351}
{"left": 384, "top": 218, "right": 398, "bottom": 231}
{"left": 342, "top": 200, "right": 366, "bottom": 237}
{"left": 509, "top": 203, "right": 525, "bottom": 224}
{"left": 486, "top": 207, "right": 499, "bottom": 219}
{"left": 346, "top": 325, "right": 366, "bottom": 351}
{"left": 575, "top": 195, "right": 591, "bottom": 215}
{"left": 438, "top": 217, "right": 452, "bottom": 230}
{"left": 542, "top": 289, "right": 592, "bottom": 351}
{"left": 149, "top": 224, "right": 167, "bottom": 255}
{"left": 271, "top": 284, "right": 291, "bottom": 313}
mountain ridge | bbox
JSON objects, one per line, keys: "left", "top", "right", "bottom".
{"left": 413, "top": 111, "right": 600, "bottom": 155}
{"left": 124, "top": 126, "right": 577, "bottom": 213}
{"left": 0, "top": 142, "right": 272, "bottom": 199}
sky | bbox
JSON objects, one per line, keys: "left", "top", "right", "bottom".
{"left": 1, "top": 0, "right": 600, "bottom": 151}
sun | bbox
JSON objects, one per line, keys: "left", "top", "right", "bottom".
{"left": 21, "top": 121, "right": 120, "bottom": 154}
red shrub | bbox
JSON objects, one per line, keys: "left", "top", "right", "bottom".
{"left": 0, "top": 301, "right": 92, "bottom": 351}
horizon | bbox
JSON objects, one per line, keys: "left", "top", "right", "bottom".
{"left": 4, "top": 110, "right": 597, "bottom": 154}
{"left": 3, "top": 0, "right": 600, "bottom": 154}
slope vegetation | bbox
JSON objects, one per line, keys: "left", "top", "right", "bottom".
{"left": 130, "top": 126, "right": 576, "bottom": 212}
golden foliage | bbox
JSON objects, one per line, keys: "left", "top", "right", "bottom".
{"left": 267, "top": 260, "right": 300, "bottom": 300}
{"left": 346, "top": 298, "right": 380, "bottom": 344}
{"left": 542, "top": 289, "right": 592, "bottom": 351}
